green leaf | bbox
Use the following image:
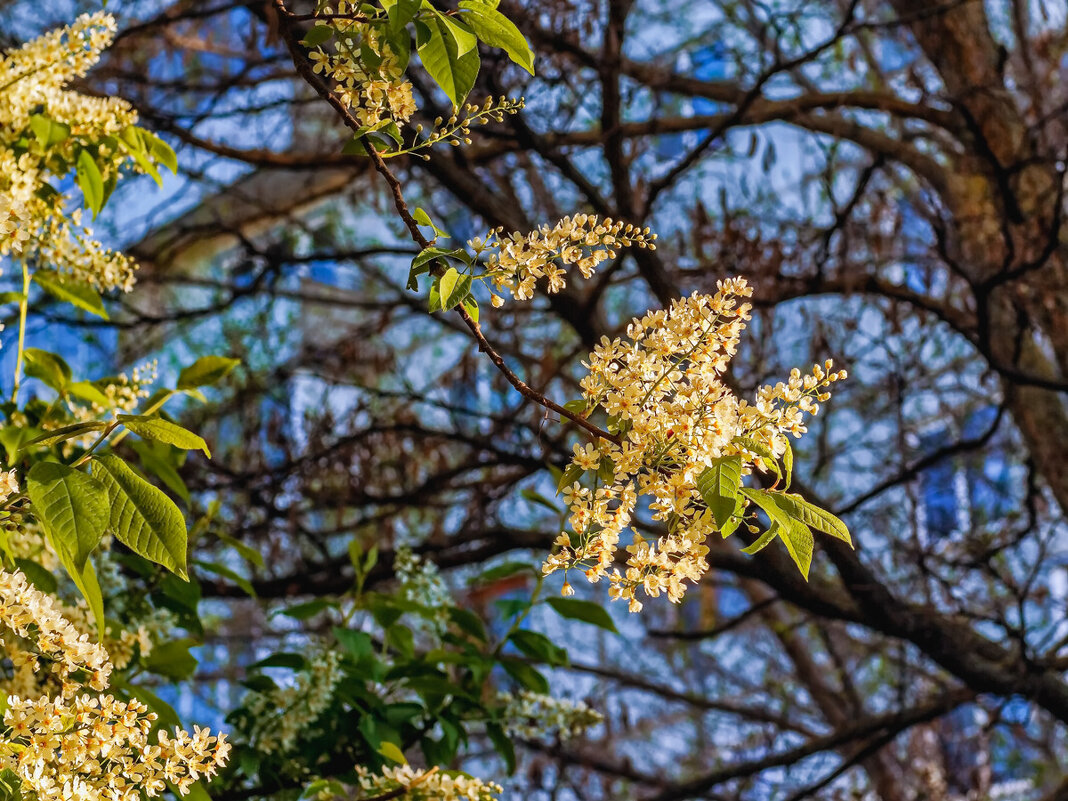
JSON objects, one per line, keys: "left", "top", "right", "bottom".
{"left": 29, "top": 114, "right": 71, "bottom": 147}
{"left": 417, "top": 17, "right": 481, "bottom": 106}
{"left": 764, "top": 492, "right": 852, "bottom": 547}
{"left": 546, "top": 597, "right": 619, "bottom": 633}
{"left": 461, "top": 295, "right": 479, "bottom": 322}
{"left": 509, "top": 629, "right": 568, "bottom": 665}
{"left": 556, "top": 462, "right": 584, "bottom": 492}
{"left": 433, "top": 10, "right": 477, "bottom": 56}
{"left": 740, "top": 525, "right": 778, "bottom": 555}
{"left": 274, "top": 598, "right": 337, "bottom": 620}
{"left": 116, "top": 126, "right": 163, "bottom": 186}
{"left": 33, "top": 270, "right": 109, "bottom": 320}
{"left": 733, "top": 436, "right": 782, "bottom": 478}
{"left": 176, "top": 356, "right": 240, "bottom": 390}
{"left": 377, "top": 742, "right": 407, "bottom": 765}
{"left": 92, "top": 454, "right": 188, "bottom": 579}
{"left": 128, "top": 439, "right": 190, "bottom": 504}
{"left": 23, "top": 348, "right": 71, "bottom": 392}
{"left": 301, "top": 24, "right": 334, "bottom": 46}
{"left": 782, "top": 439, "right": 794, "bottom": 490}
{"left": 427, "top": 282, "right": 443, "bottom": 312}
{"left": 457, "top": 2, "right": 534, "bottom": 74}
{"left": 20, "top": 421, "right": 106, "bottom": 451}
{"left": 76, "top": 149, "right": 104, "bottom": 217}
{"left": 486, "top": 721, "right": 516, "bottom": 774}
{"left": 439, "top": 268, "right": 471, "bottom": 310}
{"left": 143, "top": 638, "right": 198, "bottom": 680}
{"left": 118, "top": 415, "right": 210, "bottom": 458}
{"left": 48, "top": 539, "right": 104, "bottom": 638}
{"left": 696, "top": 454, "right": 742, "bottom": 528}
{"left": 780, "top": 519, "right": 814, "bottom": 579}
{"left": 14, "top": 558, "right": 57, "bottom": 594}
{"left": 26, "top": 462, "right": 108, "bottom": 570}
{"left": 412, "top": 207, "right": 449, "bottom": 238}
{"left": 0, "top": 292, "right": 26, "bottom": 305}
{"left": 739, "top": 489, "right": 814, "bottom": 578}
{"left": 388, "top": 0, "right": 422, "bottom": 31}
{"left": 474, "top": 561, "right": 537, "bottom": 583}
{"left": 143, "top": 131, "right": 178, "bottom": 174}
{"left": 500, "top": 657, "right": 549, "bottom": 693}
{"left": 447, "top": 607, "right": 487, "bottom": 641}
{"left": 195, "top": 560, "right": 254, "bottom": 597}
{"left": 250, "top": 652, "right": 307, "bottom": 670}
{"left": 68, "top": 381, "right": 111, "bottom": 408}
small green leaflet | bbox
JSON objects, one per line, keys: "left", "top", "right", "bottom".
{"left": 92, "top": 454, "right": 189, "bottom": 579}
{"left": 29, "top": 114, "right": 70, "bottom": 147}
{"left": 695, "top": 454, "right": 742, "bottom": 529}
{"left": 301, "top": 24, "right": 333, "bottom": 47}
{"left": 547, "top": 597, "right": 619, "bottom": 633}
{"left": 76, "top": 150, "right": 104, "bottom": 217}
{"left": 176, "top": 356, "right": 240, "bottom": 390}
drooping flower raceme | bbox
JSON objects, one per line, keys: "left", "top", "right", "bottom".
{"left": 497, "top": 689, "right": 603, "bottom": 740}
{"left": 539, "top": 278, "right": 847, "bottom": 611}
{"left": 0, "top": 570, "right": 231, "bottom": 800}
{"left": 244, "top": 648, "right": 344, "bottom": 755}
{"left": 352, "top": 764, "right": 503, "bottom": 801}
{"left": 474, "top": 214, "right": 656, "bottom": 302}
{"left": 0, "top": 12, "right": 154, "bottom": 291}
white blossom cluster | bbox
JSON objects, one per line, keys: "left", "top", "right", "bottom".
{"left": 352, "top": 764, "right": 503, "bottom": 801}
{"left": 308, "top": 3, "right": 416, "bottom": 127}
{"left": 244, "top": 648, "right": 344, "bottom": 754}
{"left": 542, "top": 277, "right": 846, "bottom": 611}
{"left": 0, "top": 570, "right": 230, "bottom": 799}
{"left": 497, "top": 690, "right": 603, "bottom": 740}
{"left": 473, "top": 214, "right": 656, "bottom": 303}
{"left": 0, "top": 13, "right": 145, "bottom": 290}
{"left": 395, "top": 546, "right": 452, "bottom": 628}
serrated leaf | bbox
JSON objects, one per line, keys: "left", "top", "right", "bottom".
{"left": 128, "top": 439, "right": 190, "bottom": 504}
{"left": 75, "top": 150, "right": 104, "bottom": 217}
{"left": 33, "top": 270, "right": 109, "bottom": 319}
{"left": 176, "top": 356, "right": 240, "bottom": 390}
{"left": 195, "top": 559, "right": 254, "bottom": 597}
{"left": 765, "top": 492, "right": 852, "bottom": 547}
{"left": 457, "top": 2, "right": 534, "bottom": 73}
{"left": 92, "top": 454, "right": 188, "bottom": 579}
{"left": 780, "top": 519, "right": 814, "bottom": 579}
{"left": 500, "top": 657, "right": 549, "bottom": 693}
{"left": 26, "top": 462, "right": 107, "bottom": 570}
{"left": 118, "top": 415, "right": 210, "bottom": 458}
{"left": 417, "top": 17, "right": 480, "bottom": 105}
{"left": 116, "top": 126, "right": 163, "bottom": 186}
{"left": 547, "top": 597, "right": 619, "bottom": 633}
{"left": 696, "top": 455, "right": 742, "bottom": 528}
{"left": 433, "top": 10, "right": 477, "bottom": 56}
{"left": 782, "top": 438, "right": 794, "bottom": 490}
